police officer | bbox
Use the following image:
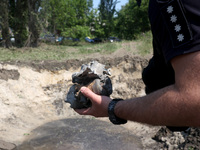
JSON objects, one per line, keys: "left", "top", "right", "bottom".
{"left": 74, "top": 0, "right": 200, "bottom": 129}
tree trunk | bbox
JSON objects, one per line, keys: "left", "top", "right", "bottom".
{"left": 26, "top": 0, "right": 41, "bottom": 47}
{"left": 0, "top": 0, "right": 12, "bottom": 48}
{"left": 14, "top": 0, "right": 28, "bottom": 47}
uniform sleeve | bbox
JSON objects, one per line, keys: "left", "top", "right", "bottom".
{"left": 149, "top": 0, "right": 200, "bottom": 62}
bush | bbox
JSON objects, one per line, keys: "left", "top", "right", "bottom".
{"left": 61, "top": 25, "right": 91, "bottom": 40}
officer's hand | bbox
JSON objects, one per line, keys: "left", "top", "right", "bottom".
{"left": 74, "top": 87, "right": 112, "bottom": 117}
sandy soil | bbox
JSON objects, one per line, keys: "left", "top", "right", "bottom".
{"left": 0, "top": 51, "right": 200, "bottom": 149}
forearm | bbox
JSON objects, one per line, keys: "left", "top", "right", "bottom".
{"left": 115, "top": 84, "right": 200, "bottom": 126}
{"left": 76, "top": 51, "right": 200, "bottom": 127}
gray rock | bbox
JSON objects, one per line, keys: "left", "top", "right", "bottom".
{"left": 65, "top": 61, "right": 112, "bottom": 109}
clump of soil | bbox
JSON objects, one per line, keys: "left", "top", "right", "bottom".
{"left": 0, "top": 69, "right": 20, "bottom": 81}
{"left": 152, "top": 127, "right": 200, "bottom": 149}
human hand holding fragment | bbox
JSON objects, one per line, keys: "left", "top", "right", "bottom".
{"left": 74, "top": 87, "right": 112, "bottom": 117}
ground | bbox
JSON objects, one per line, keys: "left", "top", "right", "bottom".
{"left": 0, "top": 47, "right": 200, "bottom": 149}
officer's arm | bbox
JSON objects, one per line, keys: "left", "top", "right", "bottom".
{"left": 114, "top": 51, "right": 200, "bottom": 126}
{"left": 75, "top": 51, "right": 200, "bottom": 126}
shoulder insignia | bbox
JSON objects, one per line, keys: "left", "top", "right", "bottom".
{"left": 158, "top": 0, "right": 193, "bottom": 48}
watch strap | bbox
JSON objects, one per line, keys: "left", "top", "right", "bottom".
{"left": 108, "top": 98, "right": 127, "bottom": 125}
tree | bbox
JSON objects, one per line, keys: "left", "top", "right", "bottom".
{"left": 40, "top": 0, "right": 90, "bottom": 38}
{"left": 115, "top": 0, "right": 150, "bottom": 40}
{"left": 98, "top": 0, "right": 119, "bottom": 37}
{"left": 86, "top": 0, "right": 93, "bottom": 15}
{"left": 9, "top": 0, "right": 28, "bottom": 47}
{"left": 73, "top": 0, "right": 87, "bottom": 25}
{"left": 0, "top": 0, "right": 12, "bottom": 48}
{"left": 87, "top": 9, "right": 106, "bottom": 38}
{"left": 39, "top": 0, "right": 75, "bottom": 34}
{"left": 26, "top": 0, "right": 42, "bottom": 47}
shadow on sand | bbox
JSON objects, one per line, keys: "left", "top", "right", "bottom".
{"left": 18, "top": 118, "right": 143, "bottom": 150}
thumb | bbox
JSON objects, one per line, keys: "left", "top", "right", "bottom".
{"left": 80, "top": 86, "right": 101, "bottom": 102}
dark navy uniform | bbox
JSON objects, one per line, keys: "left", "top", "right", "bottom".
{"left": 142, "top": 0, "right": 200, "bottom": 131}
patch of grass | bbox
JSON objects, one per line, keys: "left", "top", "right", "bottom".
{"left": 135, "top": 31, "right": 153, "bottom": 56}
{"left": 23, "top": 133, "right": 30, "bottom": 136}
{"left": 0, "top": 38, "right": 149, "bottom": 61}
{"left": 0, "top": 44, "right": 72, "bottom": 61}
{"left": 0, "top": 42, "right": 121, "bottom": 61}
{"left": 77, "top": 42, "right": 121, "bottom": 55}
{"left": 124, "top": 42, "right": 132, "bottom": 52}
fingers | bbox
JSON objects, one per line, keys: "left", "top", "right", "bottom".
{"left": 80, "top": 86, "right": 101, "bottom": 104}
{"left": 73, "top": 87, "right": 99, "bottom": 116}
{"left": 74, "top": 107, "right": 91, "bottom": 115}
{"left": 75, "top": 86, "right": 111, "bottom": 117}
{"left": 74, "top": 87, "right": 97, "bottom": 115}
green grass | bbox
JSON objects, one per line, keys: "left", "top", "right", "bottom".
{"left": 135, "top": 31, "right": 153, "bottom": 56}
{"left": 0, "top": 45, "right": 70, "bottom": 61}
{"left": 0, "top": 42, "right": 122, "bottom": 61}
{"left": 77, "top": 42, "right": 121, "bottom": 55}
{"left": 0, "top": 35, "right": 153, "bottom": 61}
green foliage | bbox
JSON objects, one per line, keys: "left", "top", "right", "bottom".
{"left": 86, "top": 0, "right": 93, "bottom": 14}
{"left": 0, "top": 0, "right": 12, "bottom": 48}
{"left": 98, "top": 0, "right": 119, "bottom": 37}
{"left": 0, "top": 0, "right": 153, "bottom": 49}
{"left": 115, "top": 0, "right": 150, "bottom": 40}
{"left": 40, "top": 0, "right": 89, "bottom": 34}
{"left": 10, "top": 0, "right": 29, "bottom": 47}
{"left": 61, "top": 25, "right": 90, "bottom": 39}
{"left": 86, "top": 9, "right": 106, "bottom": 38}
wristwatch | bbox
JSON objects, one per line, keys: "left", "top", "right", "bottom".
{"left": 108, "top": 98, "right": 127, "bottom": 125}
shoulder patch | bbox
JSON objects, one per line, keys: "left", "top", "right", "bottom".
{"left": 158, "top": 0, "right": 193, "bottom": 48}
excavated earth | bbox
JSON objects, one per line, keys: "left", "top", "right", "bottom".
{"left": 0, "top": 55, "right": 200, "bottom": 150}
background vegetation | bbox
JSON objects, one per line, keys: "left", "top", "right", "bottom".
{"left": 0, "top": 0, "right": 152, "bottom": 61}
{"left": 0, "top": 32, "right": 152, "bottom": 61}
